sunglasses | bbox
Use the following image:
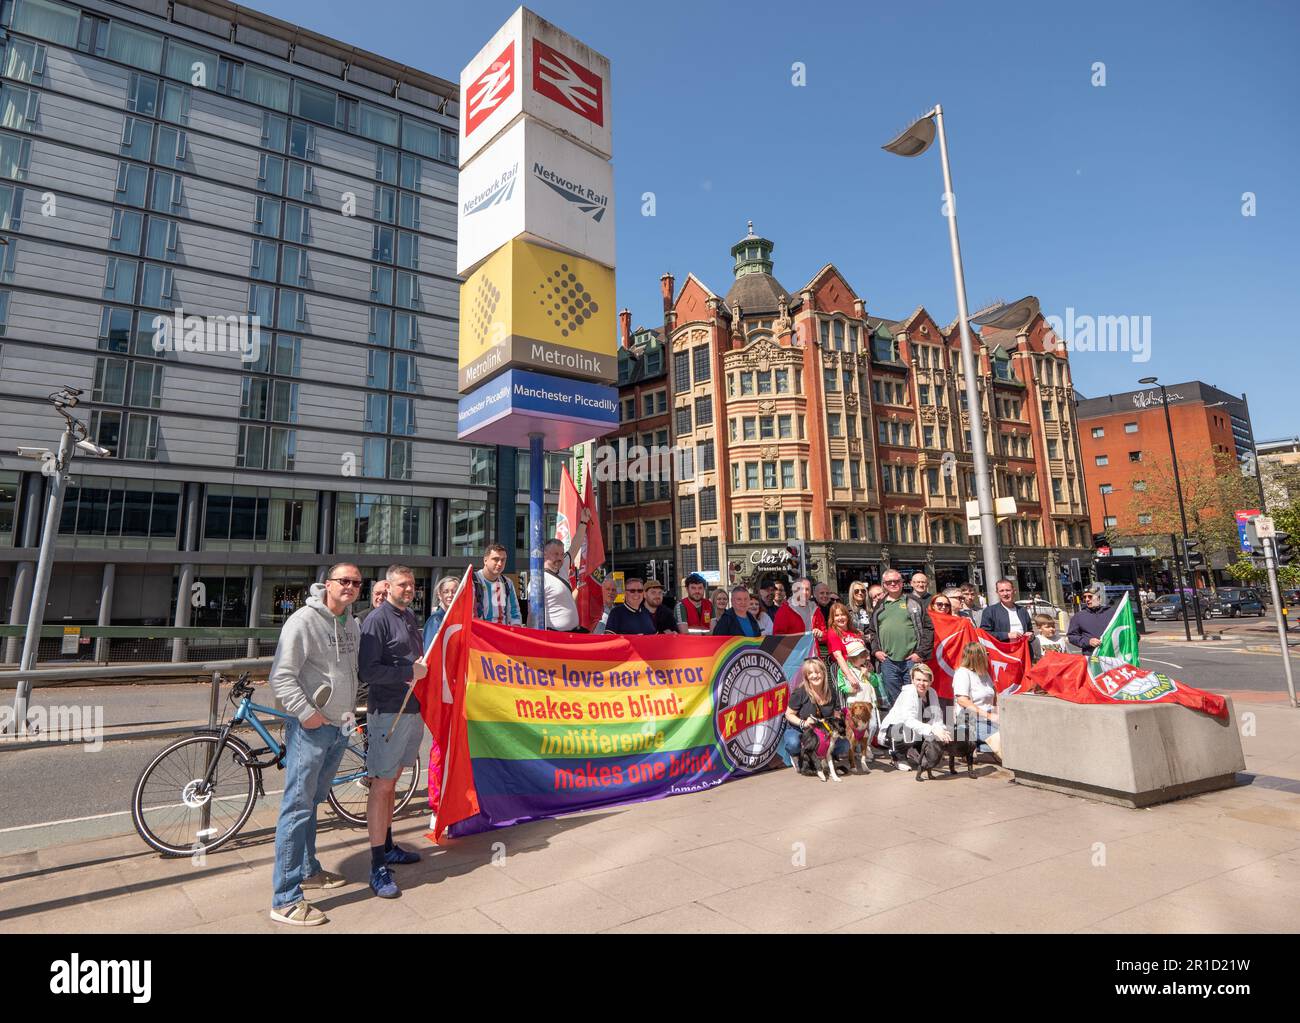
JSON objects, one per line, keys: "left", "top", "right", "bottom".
{"left": 884, "top": 579, "right": 903, "bottom": 586}
{"left": 933, "top": 602, "right": 951, "bottom": 610}
{"left": 625, "top": 588, "right": 644, "bottom": 595}
{"left": 329, "top": 577, "right": 362, "bottom": 587}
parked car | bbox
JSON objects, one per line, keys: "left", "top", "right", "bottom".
{"left": 1284, "top": 588, "right": 1300, "bottom": 606}
{"left": 1209, "top": 587, "right": 1266, "bottom": 618}
{"left": 1016, "top": 598, "right": 1066, "bottom": 621}
{"left": 1147, "top": 593, "right": 1212, "bottom": 621}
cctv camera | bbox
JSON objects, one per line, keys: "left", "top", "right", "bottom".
{"left": 75, "top": 439, "right": 112, "bottom": 458}
{"left": 16, "top": 446, "right": 52, "bottom": 460}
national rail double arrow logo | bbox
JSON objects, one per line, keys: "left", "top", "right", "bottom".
{"left": 531, "top": 39, "right": 604, "bottom": 126}
{"left": 466, "top": 41, "right": 515, "bottom": 137}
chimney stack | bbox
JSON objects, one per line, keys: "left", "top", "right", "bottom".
{"left": 619, "top": 308, "right": 632, "bottom": 349}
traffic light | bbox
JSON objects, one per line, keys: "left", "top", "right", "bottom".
{"left": 645, "top": 560, "right": 657, "bottom": 581}
{"left": 1181, "top": 537, "right": 1205, "bottom": 570}
{"left": 784, "top": 539, "right": 805, "bottom": 578}
{"left": 1275, "top": 531, "right": 1293, "bottom": 567}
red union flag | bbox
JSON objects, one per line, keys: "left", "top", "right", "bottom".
{"left": 532, "top": 38, "right": 604, "bottom": 126}
{"left": 927, "top": 610, "right": 1032, "bottom": 700}
{"left": 465, "top": 41, "right": 515, "bottom": 138}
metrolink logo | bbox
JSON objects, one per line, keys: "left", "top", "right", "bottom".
{"left": 151, "top": 307, "right": 262, "bottom": 363}
{"left": 532, "top": 161, "right": 607, "bottom": 221}
{"left": 463, "top": 163, "right": 519, "bottom": 216}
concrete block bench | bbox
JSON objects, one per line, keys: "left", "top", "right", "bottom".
{"left": 1000, "top": 693, "right": 1246, "bottom": 808}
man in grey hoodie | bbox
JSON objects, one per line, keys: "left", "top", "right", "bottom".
{"left": 268, "top": 563, "right": 362, "bottom": 927}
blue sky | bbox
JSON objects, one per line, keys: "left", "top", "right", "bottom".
{"left": 259, "top": 0, "right": 1299, "bottom": 438}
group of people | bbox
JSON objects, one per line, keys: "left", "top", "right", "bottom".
{"left": 265, "top": 537, "right": 1128, "bottom": 925}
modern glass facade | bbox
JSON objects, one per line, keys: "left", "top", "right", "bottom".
{"left": 0, "top": 0, "right": 544, "bottom": 646}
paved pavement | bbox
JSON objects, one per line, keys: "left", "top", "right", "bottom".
{"left": 2, "top": 697, "right": 1298, "bottom": 934}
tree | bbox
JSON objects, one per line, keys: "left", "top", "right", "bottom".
{"left": 1122, "top": 448, "right": 1261, "bottom": 583}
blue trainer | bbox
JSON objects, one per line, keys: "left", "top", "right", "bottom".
{"left": 369, "top": 865, "right": 400, "bottom": 898}
{"left": 384, "top": 843, "right": 421, "bottom": 866}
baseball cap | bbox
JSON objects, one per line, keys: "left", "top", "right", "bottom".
{"left": 845, "top": 639, "right": 867, "bottom": 659}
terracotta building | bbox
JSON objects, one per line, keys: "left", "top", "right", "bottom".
{"left": 637, "top": 224, "right": 1093, "bottom": 606}
{"left": 604, "top": 314, "right": 674, "bottom": 585}
{"left": 1075, "top": 381, "right": 1255, "bottom": 537}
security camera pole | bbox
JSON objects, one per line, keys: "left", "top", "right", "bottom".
{"left": 883, "top": 104, "right": 1002, "bottom": 605}
{"left": 8, "top": 388, "right": 96, "bottom": 734}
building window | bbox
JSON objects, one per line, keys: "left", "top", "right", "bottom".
{"left": 697, "top": 439, "right": 715, "bottom": 472}
{"left": 1124, "top": 422, "right": 1138, "bottom": 433}
{"left": 673, "top": 350, "right": 690, "bottom": 392}
{"left": 693, "top": 396, "right": 712, "bottom": 427}
{"left": 678, "top": 495, "right": 696, "bottom": 529}
{"left": 675, "top": 405, "right": 692, "bottom": 435}
{"left": 700, "top": 536, "right": 719, "bottom": 572}
{"left": 691, "top": 345, "right": 711, "bottom": 383}
{"left": 1128, "top": 451, "right": 1142, "bottom": 462}
{"left": 680, "top": 543, "right": 698, "bottom": 575}
{"left": 1095, "top": 455, "right": 1109, "bottom": 467}
{"left": 698, "top": 487, "right": 717, "bottom": 522}
{"left": 1104, "top": 515, "right": 1117, "bottom": 528}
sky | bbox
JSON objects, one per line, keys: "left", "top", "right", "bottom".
{"left": 257, "top": 0, "right": 1299, "bottom": 438}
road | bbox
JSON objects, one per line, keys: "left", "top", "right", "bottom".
{"left": 1, "top": 627, "right": 1295, "bottom": 857}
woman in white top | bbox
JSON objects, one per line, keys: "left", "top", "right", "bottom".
{"left": 877, "top": 663, "right": 951, "bottom": 771}
{"left": 952, "top": 641, "right": 999, "bottom": 751}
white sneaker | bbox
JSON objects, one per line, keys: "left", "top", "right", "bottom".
{"left": 895, "top": 761, "right": 912, "bottom": 772}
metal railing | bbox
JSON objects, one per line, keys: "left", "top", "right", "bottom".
{"left": 0, "top": 625, "right": 281, "bottom": 666}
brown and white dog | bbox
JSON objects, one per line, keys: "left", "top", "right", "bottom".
{"left": 845, "top": 703, "right": 874, "bottom": 774}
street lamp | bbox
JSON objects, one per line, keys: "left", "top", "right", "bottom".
{"left": 5, "top": 387, "right": 108, "bottom": 735}
{"left": 1139, "top": 375, "right": 1203, "bottom": 640}
{"left": 884, "top": 105, "right": 1002, "bottom": 605}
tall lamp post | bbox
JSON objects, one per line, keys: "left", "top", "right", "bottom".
{"left": 1140, "top": 375, "right": 1203, "bottom": 640}
{"left": 883, "top": 105, "right": 1002, "bottom": 605}
{"left": 7, "top": 387, "right": 111, "bottom": 735}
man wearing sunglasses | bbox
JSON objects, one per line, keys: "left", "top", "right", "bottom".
{"left": 269, "top": 563, "right": 363, "bottom": 927}
{"left": 602, "top": 577, "right": 657, "bottom": 635}
{"left": 866, "top": 569, "right": 934, "bottom": 708}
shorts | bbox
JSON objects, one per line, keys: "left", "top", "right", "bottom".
{"left": 365, "top": 711, "right": 424, "bottom": 779}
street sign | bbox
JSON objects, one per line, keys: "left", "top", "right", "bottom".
{"left": 457, "top": 118, "right": 615, "bottom": 276}
{"left": 1254, "top": 515, "right": 1276, "bottom": 539}
{"left": 457, "top": 367, "right": 618, "bottom": 447}
{"left": 458, "top": 237, "right": 617, "bottom": 392}
{"left": 459, "top": 7, "right": 612, "bottom": 168}
{"left": 61, "top": 626, "right": 80, "bottom": 655}
{"left": 1236, "top": 508, "right": 1262, "bottom": 552}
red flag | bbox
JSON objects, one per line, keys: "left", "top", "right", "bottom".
{"left": 1022, "top": 651, "right": 1229, "bottom": 720}
{"left": 555, "top": 465, "right": 582, "bottom": 586}
{"left": 574, "top": 470, "right": 606, "bottom": 631}
{"left": 412, "top": 565, "right": 480, "bottom": 838}
{"left": 927, "top": 610, "right": 1032, "bottom": 699}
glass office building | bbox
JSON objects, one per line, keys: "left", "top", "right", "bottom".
{"left": 0, "top": 0, "right": 535, "bottom": 648}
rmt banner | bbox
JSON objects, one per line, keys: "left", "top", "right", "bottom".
{"left": 430, "top": 623, "right": 813, "bottom": 839}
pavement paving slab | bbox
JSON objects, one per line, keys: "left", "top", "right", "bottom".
{"left": 2, "top": 697, "right": 1299, "bottom": 934}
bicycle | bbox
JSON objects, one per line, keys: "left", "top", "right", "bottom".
{"left": 131, "top": 672, "right": 421, "bottom": 857}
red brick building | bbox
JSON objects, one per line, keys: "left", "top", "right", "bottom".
{"left": 638, "top": 225, "right": 1094, "bottom": 605}
{"left": 1076, "top": 382, "right": 1255, "bottom": 537}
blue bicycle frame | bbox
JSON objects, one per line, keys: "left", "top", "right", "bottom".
{"left": 223, "top": 696, "right": 369, "bottom": 787}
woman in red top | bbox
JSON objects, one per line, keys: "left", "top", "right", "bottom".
{"left": 824, "top": 600, "right": 864, "bottom": 688}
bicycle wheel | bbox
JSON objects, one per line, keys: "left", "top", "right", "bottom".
{"left": 326, "top": 727, "right": 422, "bottom": 827}
{"left": 132, "top": 733, "right": 258, "bottom": 857}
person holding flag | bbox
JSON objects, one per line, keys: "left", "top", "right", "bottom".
{"left": 1086, "top": 588, "right": 1141, "bottom": 677}
{"left": 557, "top": 464, "right": 607, "bottom": 631}
{"left": 1068, "top": 583, "right": 1131, "bottom": 661}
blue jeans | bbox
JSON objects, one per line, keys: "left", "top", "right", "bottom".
{"left": 878, "top": 658, "right": 915, "bottom": 707}
{"left": 272, "top": 719, "right": 350, "bottom": 909}
{"left": 779, "top": 723, "right": 850, "bottom": 766}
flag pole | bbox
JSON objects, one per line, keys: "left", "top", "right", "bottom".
{"left": 383, "top": 566, "right": 471, "bottom": 740}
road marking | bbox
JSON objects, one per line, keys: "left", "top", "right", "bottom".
{"left": 0, "top": 788, "right": 287, "bottom": 835}
{"left": 1142, "top": 657, "right": 1184, "bottom": 670}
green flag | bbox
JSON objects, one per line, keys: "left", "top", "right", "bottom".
{"left": 1089, "top": 591, "right": 1140, "bottom": 677}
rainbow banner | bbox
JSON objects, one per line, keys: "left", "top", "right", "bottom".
{"left": 442, "top": 623, "right": 814, "bottom": 835}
